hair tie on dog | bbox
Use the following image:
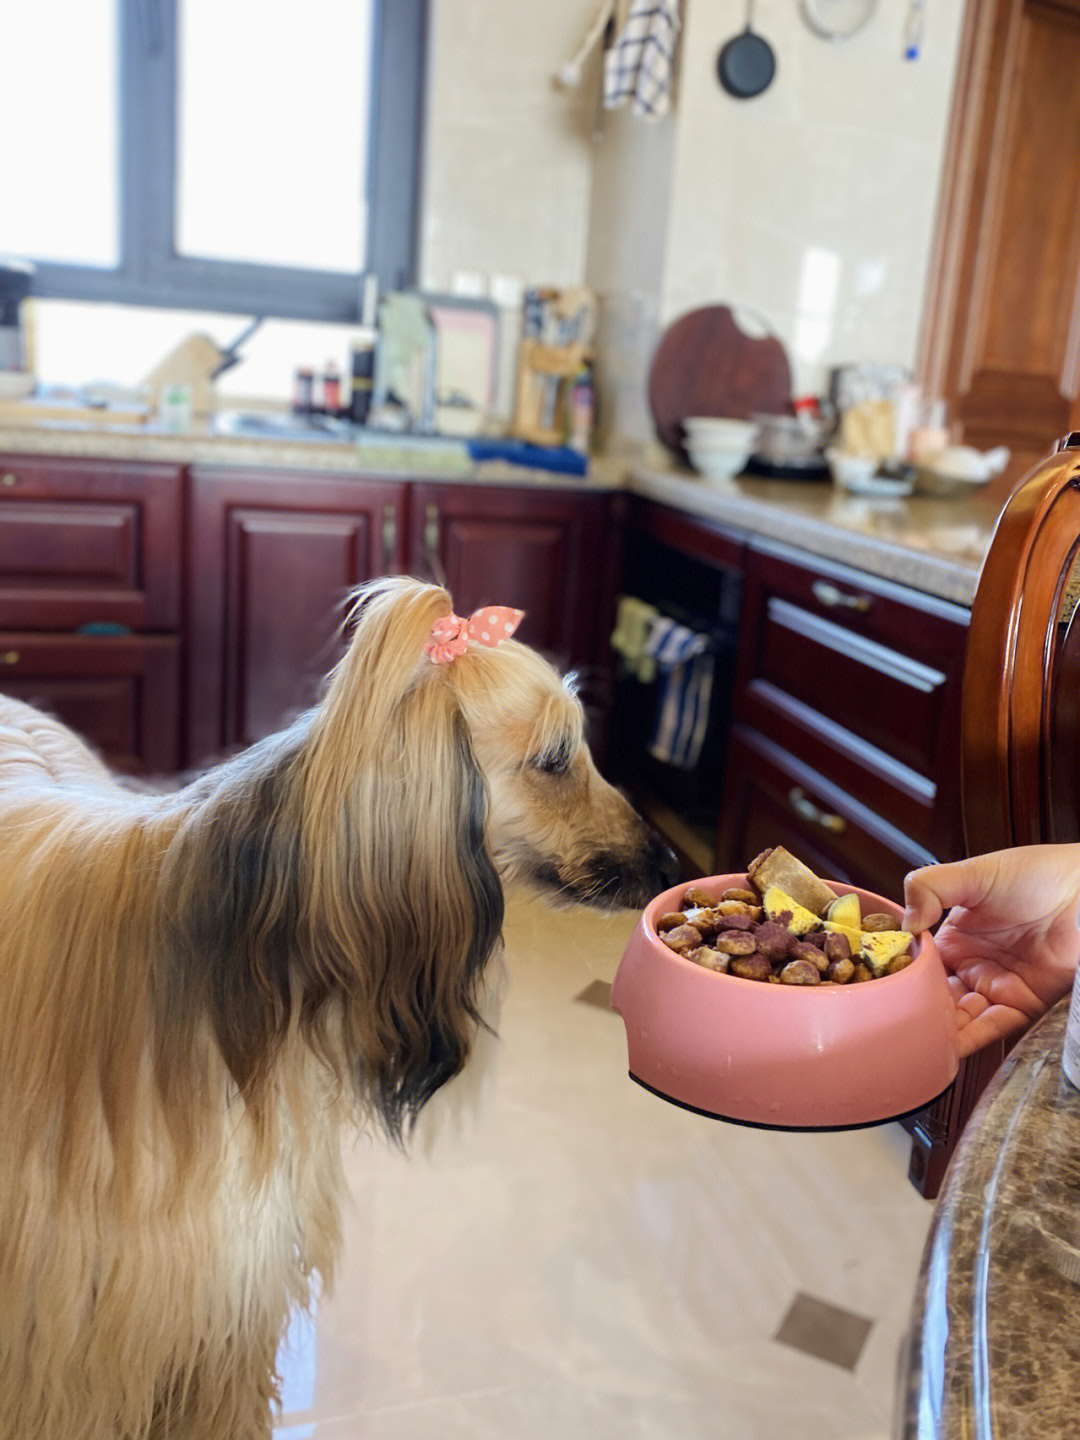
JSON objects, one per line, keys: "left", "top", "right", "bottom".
{"left": 424, "top": 606, "right": 524, "bottom": 664}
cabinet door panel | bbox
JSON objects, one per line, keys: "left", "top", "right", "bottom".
{"left": 0, "top": 455, "right": 183, "bottom": 629}
{"left": 227, "top": 509, "right": 371, "bottom": 745}
{"left": 0, "top": 633, "right": 181, "bottom": 774}
{"left": 187, "top": 469, "right": 407, "bottom": 763}
{"left": 442, "top": 517, "right": 569, "bottom": 650}
{"left": 410, "top": 483, "right": 609, "bottom": 670}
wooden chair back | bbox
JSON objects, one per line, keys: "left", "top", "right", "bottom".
{"left": 962, "top": 435, "right": 1080, "bottom": 852}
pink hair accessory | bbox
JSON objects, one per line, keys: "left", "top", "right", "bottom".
{"left": 424, "top": 606, "right": 524, "bottom": 664}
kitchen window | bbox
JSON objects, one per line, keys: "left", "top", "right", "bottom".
{"left": 0, "top": 0, "right": 426, "bottom": 321}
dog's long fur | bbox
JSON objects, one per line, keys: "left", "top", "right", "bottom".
{"left": 0, "top": 576, "right": 675, "bottom": 1440}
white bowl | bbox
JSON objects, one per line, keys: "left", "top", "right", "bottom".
{"left": 683, "top": 416, "right": 759, "bottom": 446}
{"left": 687, "top": 443, "right": 753, "bottom": 481}
{"left": 826, "top": 448, "right": 913, "bottom": 497}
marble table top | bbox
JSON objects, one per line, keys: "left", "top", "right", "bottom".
{"left": 896, "top": 1000, "right": 1080, "bottom": 1439}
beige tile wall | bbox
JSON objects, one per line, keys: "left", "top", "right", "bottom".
{"left": 582, "top": 0, "right": 968, "bottom": 444}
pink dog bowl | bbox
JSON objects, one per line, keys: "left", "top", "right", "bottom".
{"left": 610, "top": 874, "right": 959, "bottom": 1130}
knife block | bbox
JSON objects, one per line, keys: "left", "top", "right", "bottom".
{"left": 512, "top": 339, "right": 591, "bottom": 447}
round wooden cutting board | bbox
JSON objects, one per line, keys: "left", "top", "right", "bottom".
{"left": 648, "top": 305, "right": 793, "bottom": 456}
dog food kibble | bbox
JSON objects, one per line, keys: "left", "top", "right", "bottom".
{"left": 657, "top": 846, "right": 915, "bottom": 985}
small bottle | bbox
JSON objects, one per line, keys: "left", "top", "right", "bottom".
{"left": 568, "top": 367, "right": 594, "bottom": 455}
{"left": 1062, "top": 965, "right": 1080, "bottom": 1089}
{"left": 162, "top": 383, "right": 191, "bottom": 434}
{"left": 349, "top": 343, "right": 374, "bottom": 426}
{"left": 322, "top": 360, "right": 341, "bottom": 416}
{"left": 292, "top": 367, "right": 314, "bottom": 415}
{"left": 909, "top": 398, "right": 949, "bottom": 463}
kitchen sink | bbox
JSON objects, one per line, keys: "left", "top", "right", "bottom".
{"left": 213, "top": 410, "right": 357, "bottom": 442}
{"left": 213, "top": 411, "right": 473, "bottom": 471}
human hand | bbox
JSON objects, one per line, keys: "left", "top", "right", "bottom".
{"left": 904, "top": 846, "right": 1080, "bottom": 1057}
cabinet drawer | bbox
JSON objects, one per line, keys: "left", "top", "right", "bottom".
{"left": 0, "top": 633, "right": 181, "bottom": 774}
{"left": 717, "top": 726, "right": 935, "bottom": 899}
{"left": 0, "top": 455, "right": 183, "bottom": 630}
{"left": 733, "top": 540, "right": 968, "bottom": 857}
{"left": 740, "top": 540, "right": 969, "bottom": 779}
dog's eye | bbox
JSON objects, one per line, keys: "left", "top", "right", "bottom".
{"left": 533, "top": 744, "right": 572, "bottom": 776}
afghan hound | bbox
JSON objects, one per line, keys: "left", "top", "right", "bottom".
{"left": 0, "top": 575, "right": 677, "bottom": 1440}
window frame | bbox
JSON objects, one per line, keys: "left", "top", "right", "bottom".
{"left": 27, "top": 0, "right": 426, "bottom": 322}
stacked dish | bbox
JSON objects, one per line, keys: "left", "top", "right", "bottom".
{"left": 682, "top": 416, "right": 759, "bottom": 481}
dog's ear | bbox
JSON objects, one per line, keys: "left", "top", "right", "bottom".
{"left": 300, "top": 670, "right": 504, "bottom": 1140}
{"left": 294, "top": 577, "right": 504, "bottom": 1138}
{"left": 158, "top": 579, "right": 503, "bottom": 1154}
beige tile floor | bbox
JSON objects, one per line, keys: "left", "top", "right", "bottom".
{"left": 273, "top": 892, "right": 934, "bottom": 1439}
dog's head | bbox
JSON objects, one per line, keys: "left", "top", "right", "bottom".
{"left": 305, "top": 578, "right": 674, "bottom": 1123}
{"left": 444, "top": 627, "right": 679, "bottom": 909}
{"left": 318, "top": 575, "right": 678, "bottom": 907}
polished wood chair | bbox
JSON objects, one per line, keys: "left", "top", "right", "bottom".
{"left": 962, "top": 433, "right": 1080, "bottom": 850}
{"left": 908, "top": 435, "right": 1080, "bottom": 1195}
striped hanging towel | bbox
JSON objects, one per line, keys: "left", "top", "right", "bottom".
{"left": 643, "top": 616, "right": 714, "bottom": 769}
{"left": 603, "top": 0, "right": 682, "bottom": 118}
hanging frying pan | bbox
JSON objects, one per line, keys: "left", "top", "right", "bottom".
{"left": 717, "top": 1, "right": 776, "bottom": 99}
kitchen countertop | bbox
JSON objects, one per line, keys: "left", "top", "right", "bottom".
{"left": 0, "top": 418, "right": 1005, "bottom": 607}
{"left": 628, "top": 462, "right": 1001, "bottom": 609}
{"left": 895, "top": 999, "right": 1080, "bottom": 1439}
{"left": 0, "top": 417, "right": 627, "bottom": 490}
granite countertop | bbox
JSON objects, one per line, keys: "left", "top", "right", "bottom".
{"left": 896, "top": 1000, "right": 1080, "bottom": 1439}
{"left": 0, "top": 417, "right": 626, "bottom": 491}
{"left": 0, "top": 418, "right": 1001, "bottom": 606}
{"left": 628, "top": 463, "right": 1000, "bottom": 609}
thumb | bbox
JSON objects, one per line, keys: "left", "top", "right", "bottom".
{"left": 903, "top": 857, "right": 989, "bottom": 933}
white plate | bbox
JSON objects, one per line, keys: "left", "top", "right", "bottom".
{"left": 839, "top": 471, "right": 914, "bottom": 498}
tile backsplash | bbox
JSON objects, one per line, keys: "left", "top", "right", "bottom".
{"left": 584, "top": 0, "right": 968, "bottom": 445}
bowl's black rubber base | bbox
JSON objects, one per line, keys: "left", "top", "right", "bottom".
{"left": 628, "top": 1072, "right": 955, "bottom": 1133}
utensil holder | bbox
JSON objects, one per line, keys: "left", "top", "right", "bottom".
{"left": 512, "top": 339, "right": 592, "bottom": 447}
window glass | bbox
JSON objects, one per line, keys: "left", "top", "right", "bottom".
{"left": 0, "top": 0, "right": 119, "bottom": 266}
{"left": 176, "top": 0, "right": 373, "bottom": 273}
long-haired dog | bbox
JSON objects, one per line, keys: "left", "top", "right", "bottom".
{"left": 0, "top": 576, "right": 676, "bottom": 1440}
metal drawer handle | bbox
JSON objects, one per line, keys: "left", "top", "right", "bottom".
{"left": 381, "top": 503, "right": 397, "bottom": 574}
{"left": 789, "top": 786, "right": 846, "bottom": 834}
{"left": 812, "top": 579, "right": 871, "bottom": 613}
{"left": 0, "top": 650, "right": 20, "bottom": 666}
{"left": 423, "top": 503, "right": 447, "bottom": 586}
{"left": 1, "top": 472, "right": 18, "bottom": 488}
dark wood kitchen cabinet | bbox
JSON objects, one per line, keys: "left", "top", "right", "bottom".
{"left": 717, "top": 537, "right": 970, "bottom": 895}
{"left": 717, "top": 537, "right": 973, "bottom": 1198}
{"left": 186, "top": 466, "right": 407, "bottom": 764}
{"left": 408, "top": 481, "right": 620, "bottom": 748}
{"left": 0, "top": 453, "right": 184, "bottom": 773}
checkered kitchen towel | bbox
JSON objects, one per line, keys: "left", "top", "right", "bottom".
{"left": 603, "top": 0, "right": 682, "bottom": 118}
{"left": 644, "top": 616, "right": 713, "bottom": 770}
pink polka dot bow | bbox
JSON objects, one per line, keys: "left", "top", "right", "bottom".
{"left": 423, "top": 606, "right": 525, "bottom": 664}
